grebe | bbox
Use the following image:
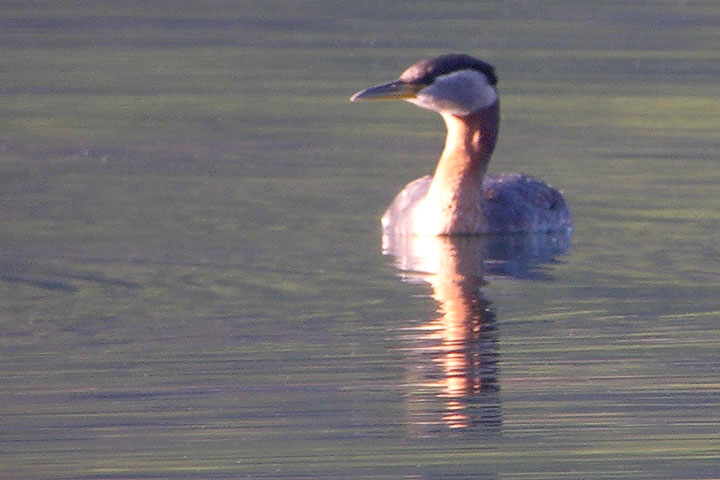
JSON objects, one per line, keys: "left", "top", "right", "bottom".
{"left": 351, "top": 53, "right": 572, "bottom": 235}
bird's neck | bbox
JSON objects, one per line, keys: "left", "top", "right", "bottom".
{"left": 424, "top": 101, "right": 499, "bottom": 233}
{"left": 433, "top": 100, "right": 499, "bottom": 189}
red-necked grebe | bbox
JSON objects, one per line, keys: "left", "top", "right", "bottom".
{"left": 351, "top": 53, "right": 572, "bottom": 235}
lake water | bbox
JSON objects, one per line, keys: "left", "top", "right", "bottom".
{"left": 1, "top": 2, "right": 719, "bottom": 479}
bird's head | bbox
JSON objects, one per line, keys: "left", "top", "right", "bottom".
{"left": 350, "top": 54, "right": 498, "bottom": 117}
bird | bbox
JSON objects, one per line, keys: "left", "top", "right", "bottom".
{"left": 351, "top": 53, "right": 572, "bottom": 236}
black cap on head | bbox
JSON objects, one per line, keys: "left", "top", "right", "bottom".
{"left": 398, "top": 53, "right": 497, "bottom": 86}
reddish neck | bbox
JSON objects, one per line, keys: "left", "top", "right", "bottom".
{"left": 432, "top": 100, "right": 499, "bottom": 188}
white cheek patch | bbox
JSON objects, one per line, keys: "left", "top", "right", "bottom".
{"left": 408, "top": 70, "right": 498, "bottom": 116}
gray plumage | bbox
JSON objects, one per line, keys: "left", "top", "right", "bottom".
{"left": 382, "top": 173, "right": 571, "bottom": 235}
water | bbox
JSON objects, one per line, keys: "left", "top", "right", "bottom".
{"left": 1, "top": 1, "right": 719, "bottom": 478}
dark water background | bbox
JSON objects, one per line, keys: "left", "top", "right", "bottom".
{"left": 1, "top": 2, "right": 719, "bottom": 478}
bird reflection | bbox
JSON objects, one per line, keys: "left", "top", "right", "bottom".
{"left": 384, "top": 231, "right": 570, "bottom": 434}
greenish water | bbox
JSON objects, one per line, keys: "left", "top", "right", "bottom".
{"left": 2, "top": 2, "right": 719, "bottom": 479}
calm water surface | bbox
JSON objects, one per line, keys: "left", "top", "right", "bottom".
{"left": 1, "top": 2, "right": 719, "bottom": 479}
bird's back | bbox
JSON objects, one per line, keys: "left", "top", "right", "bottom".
{"left": 382, "top": 173, "right": 572, "bottom": 235}
{"left": 481, "top": 173, "right": 572, "bottom": 233}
